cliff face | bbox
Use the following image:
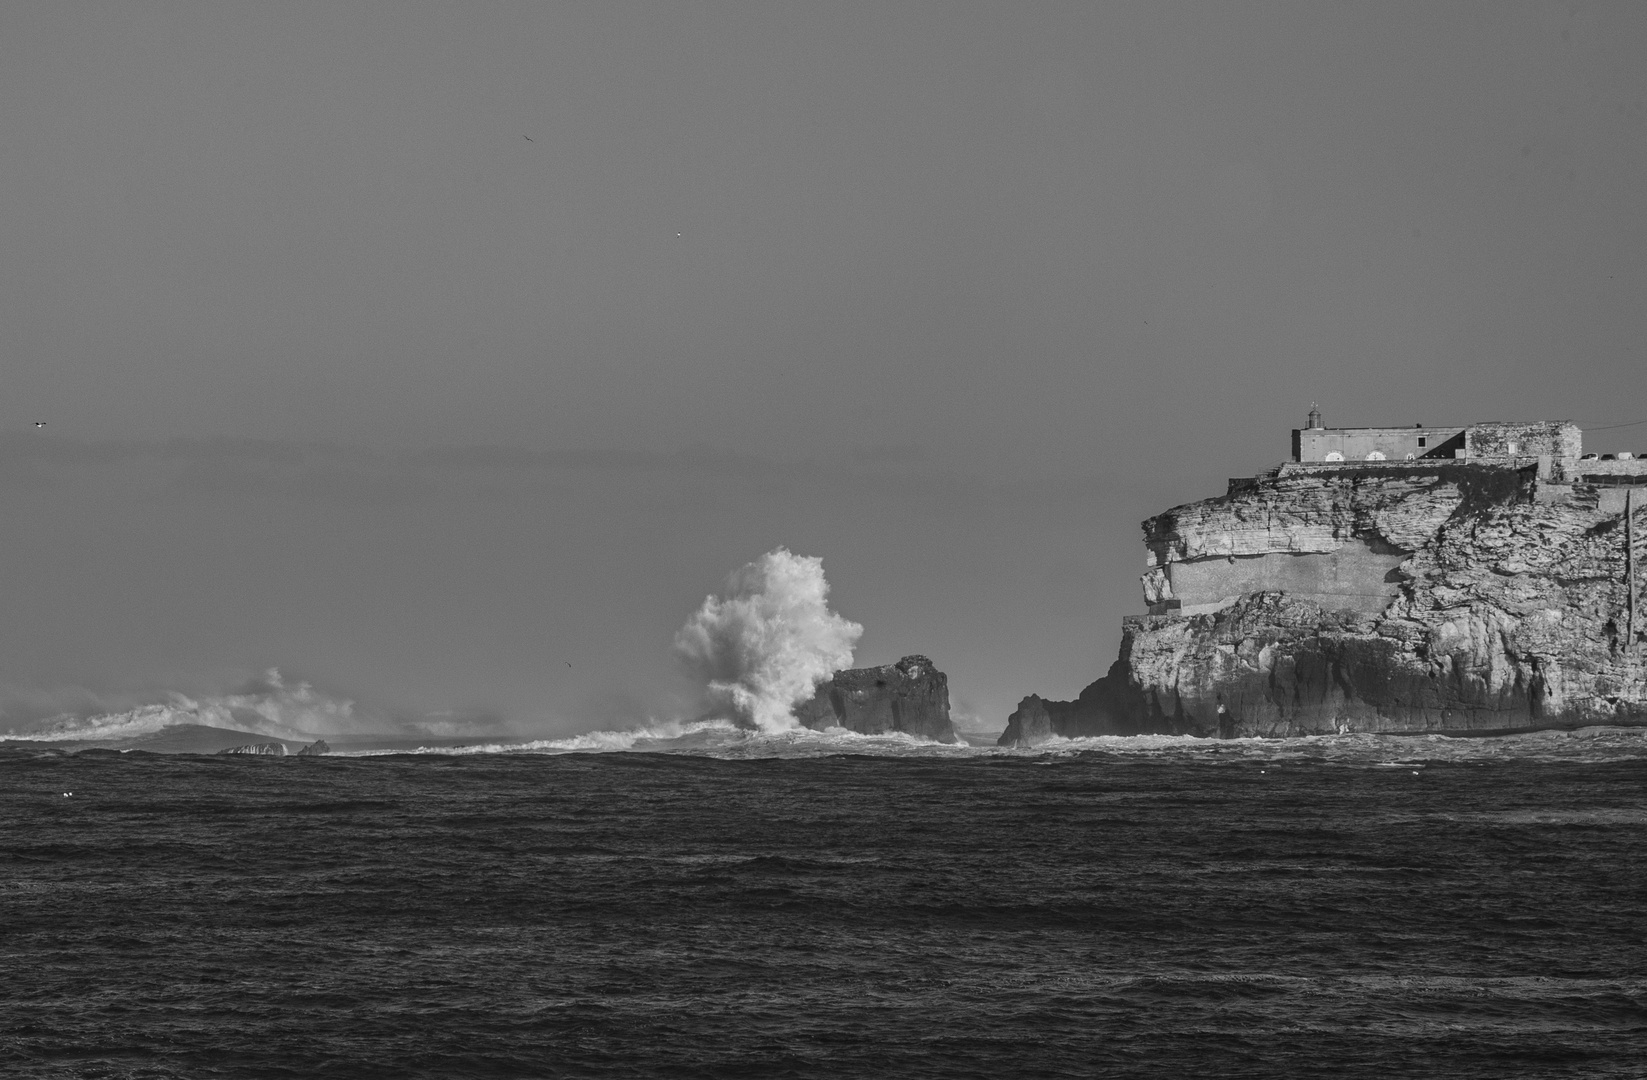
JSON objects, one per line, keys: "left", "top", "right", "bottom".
{"left": 1002, "top": 464, "right": 1646, "bottom": 745}
{"left": 795, "top": 655, "right": 957, "bottom": 742}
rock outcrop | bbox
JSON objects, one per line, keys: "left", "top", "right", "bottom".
{"left": 794, "top": 655, "right": 957, "bottom": 742}
{"left": 1002, "top": 462, "right": 1647, "bottom": 745}
{"left": 296, "top": 740, "right": 330, "bottom": 756}
{"left": 218, "top": 742, "right": 287, "bottom": 756}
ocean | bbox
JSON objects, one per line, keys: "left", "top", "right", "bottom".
{"left": 4, "top": 729, "right": 1645, "bottom": 1078}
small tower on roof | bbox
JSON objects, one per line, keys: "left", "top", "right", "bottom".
{"left": 1306, "top": 403, "right": 1323, "bottom": 430}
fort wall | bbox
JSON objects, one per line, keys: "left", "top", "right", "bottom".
{"left": 1291, "top": 417, "right": 1582, "bottom": 465}
{"left": 1294, "top": 425, "right": 1464, "bottom": 463}
{"left": 1555, "top": 458, "right": 1647, "bottom": 481}
{"left": 1466, "top": 420, "right": 1581, "bottom": 460}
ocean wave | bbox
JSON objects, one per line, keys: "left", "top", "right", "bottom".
{"left": 335, "top": 722, "right": 1647, "bottom": 764}
{"left": 0, "top": 670, "right": 358, "bottom": 743}
{"left": 674, "top": 548, "right": 863, "bottom": 732}
{"left": 1011, "top": 726, "right": 1647, "bottom": 765}
{"left": 344, "top": 720, "right": 978, "bottom": 758}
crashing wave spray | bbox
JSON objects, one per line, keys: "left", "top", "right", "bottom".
{"left": 0, "top": 669, "right": 359, "bottom": 742}
{"left": 673, "top": 548, "right": 863, "bottom": 732}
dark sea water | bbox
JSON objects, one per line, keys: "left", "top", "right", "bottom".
{"left": 4, "top": 733, "right": 1646, "bottom": 1078}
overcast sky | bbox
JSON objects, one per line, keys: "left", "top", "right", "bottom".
{"left": 3, "top": 2, "right": 1645, "bottom": 734}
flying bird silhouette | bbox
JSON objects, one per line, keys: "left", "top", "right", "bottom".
{"left": 523, "top": 135, "right": 533, "bottom": 141}
{"left": 33, "top": 421, "right": 45, "bottom": 428}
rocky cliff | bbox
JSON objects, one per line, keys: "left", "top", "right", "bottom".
{"left": 1002, "top": 462, "right": 1647, "bottom": 744}
{"left": 794, "top": 655, "right": 957, "bottom": 742}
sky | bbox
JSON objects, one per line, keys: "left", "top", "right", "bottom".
{"left": 2, "top": 1, "right": 1645, "bottom": 736}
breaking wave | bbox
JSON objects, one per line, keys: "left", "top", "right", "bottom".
{"left": 984, "top": 726, "right": 1647, "bottom": 766}
{"left": 343, "top": 723, "right": 1647, "bottom": 764}
{"left": 355, "top": 718, "right": 974, "bottom": 759}
{"left": 673, "top": 548, "right": 862, "bottom": 732}
{"left": 0, "top": 670, "right": 360, "bottom": 743}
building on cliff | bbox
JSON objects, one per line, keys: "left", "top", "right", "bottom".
{"left": 1291, "top": 406, "right": 1580, "bottom": 465}
{"left": 1002, "top": 409, "right": 1647, "bottom": 745}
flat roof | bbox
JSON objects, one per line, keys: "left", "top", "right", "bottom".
{"left": 1296, "top": 426, "right": 1464, "bottom": 432}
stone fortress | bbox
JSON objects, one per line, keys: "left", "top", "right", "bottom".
{"left": 1001, "top": 407, "right": 1647, "bottom": 744}
{"left": 1153, "top": 409, "right": 1647, "bottom": 620}
{"left": 1290, "top": 404, "right": 1637, "bottom": 476}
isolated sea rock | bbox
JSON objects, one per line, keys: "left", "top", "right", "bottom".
{"left": 1001, "top": 696, "right": 1056, "bottom": 746}
{"left": 296, "top": 740, "right": 330, "bottom": 756}
{"left": 793, "top": 655, "right": 957, "bottom": 742}
{"left": 1003, "top": 462, "right": 1647, "bottom": 745}
{"left": 219, "top": 742, "right": 287, "bottom": 756}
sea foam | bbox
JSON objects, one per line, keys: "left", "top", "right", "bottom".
{"left": 335, "top": 722, "right": 1647, "bottom": 765}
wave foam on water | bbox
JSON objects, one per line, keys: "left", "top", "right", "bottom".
{"left": 998, "top": 726, "right": 1647, "bottom": 765}
{"left": 342, "top": 721, "right": 1647, "bottom": 764}
{"left": 349, "top": 719, "right": 979, "bottom": 758}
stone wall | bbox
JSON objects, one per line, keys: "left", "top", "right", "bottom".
{"left": 1294, "top": 426, "right": 1465, "bottom": 463}
{"left": 1467, "top": 421, "right": 1581, "bottom": 460}
{"left": 1292, "top": 421, "right": 1584, "bottom": 466}
{"left": 1555, "top": 458, "right": 1647, "bottom": 482}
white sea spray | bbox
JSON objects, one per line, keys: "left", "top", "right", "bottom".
{"left": 672, "top": 548, "right": 863, "bottom": 732}
{"left": 0, "top": 669, "right": 356, "bottom": 742}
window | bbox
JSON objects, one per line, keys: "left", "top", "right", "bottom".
{"left": 1418, "top": 437, "right": 1427, "bottom": 447}
{"left": 1324, "top": 451, "right": 1344, "bottom": 462}
{"left": 1366, "top": 450, "right": 1387, "bottom": 461}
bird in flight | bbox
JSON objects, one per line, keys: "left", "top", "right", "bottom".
{"left": 523, "top": 135, "right": 534, "bottom": 141}
{"left": 33, "top": 421, "right": 45, "bottom": 428}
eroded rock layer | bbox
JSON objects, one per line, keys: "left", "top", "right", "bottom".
{"left": 795, "top": 655, "right": 956, "bottom": 742}
{"left": 1002, "top": 463, "right": 1647, "bottom": 745}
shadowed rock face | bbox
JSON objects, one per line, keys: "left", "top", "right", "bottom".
{"left": 794, "top": 655, "right": 956, "bottom": 742}
{"left": 1002, "top": 463, "right": 1647, "bottom": 746}
{"left": 296, "top": 740, "right": 330, "bottom": 756}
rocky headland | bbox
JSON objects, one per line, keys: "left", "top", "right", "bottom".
{"left": 1003, "top": 449, "right": 1647, "bottom": 745}
{"left": 794, "top": 655, "right": 957, "bottom": 742}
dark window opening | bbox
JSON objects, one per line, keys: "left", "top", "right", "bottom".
{"left": 1418, "top": 437, "right": 1427, "bottom": 447}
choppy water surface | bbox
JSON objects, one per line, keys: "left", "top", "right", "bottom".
{"left": 4, "top": 731, "right": 1646, "bottom": 1078}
